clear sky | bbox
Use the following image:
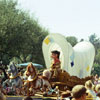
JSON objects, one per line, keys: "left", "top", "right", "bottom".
{"left": 18, "top": 0, "right": 100, "bottom": 40}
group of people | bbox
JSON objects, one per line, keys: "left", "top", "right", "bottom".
{"left": 0, "top": 79, "right": 100, "bottom": 100}
{"left": 61, "top": 79, "right": 100, "bottom": 100}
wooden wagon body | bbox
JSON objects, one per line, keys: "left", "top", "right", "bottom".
{"left": 50, "top": 70, "right": 93, "bottom": 90}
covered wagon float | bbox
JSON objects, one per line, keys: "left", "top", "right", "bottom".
{"left": 42, "top": 33, "right": 95, "bottom": 91}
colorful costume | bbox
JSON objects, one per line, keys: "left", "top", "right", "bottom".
{"left": 50, "top": 59, "right": 61, "bottom": 78}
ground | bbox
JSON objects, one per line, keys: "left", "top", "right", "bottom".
{"left": 6, "top": 95, "right": 57, "bottom": 100}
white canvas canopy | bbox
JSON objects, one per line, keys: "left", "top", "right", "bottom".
{"left": 42, "top": 34, "right": 95, "bottom": 78}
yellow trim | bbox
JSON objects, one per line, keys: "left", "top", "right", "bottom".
{"left": 44, "top": 37, "right": 50, "bottom": 45}
{"left": 9, "top": 73, "right": 20, "bottom": 79}
{"left": 28, "top": 74, "right": 37, "bottom": 82}
{"left": 86, "top": 66, "right": 90, "bottom": 72}
{"left": 6, "top": 95, "right": 96, "bottom": 99}
{"left": 6, "top": 95, "right": 57, "bottom": 99}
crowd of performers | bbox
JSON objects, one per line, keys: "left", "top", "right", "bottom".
{"left": 0, "top": 51, "right": 100, "bottom": 100}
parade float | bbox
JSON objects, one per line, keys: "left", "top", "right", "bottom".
{"left": 42, "top": 33, "right": 95, "bottom": 90}
{"left": 1, "top": 33, "right": 95, "bottom": 100}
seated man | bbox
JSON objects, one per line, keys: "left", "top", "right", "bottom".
{"left": 72, "top": 85, "right": 87, "bottom": 100}
{"left": 50, "top": 50, "right": 61, "bottom": 78}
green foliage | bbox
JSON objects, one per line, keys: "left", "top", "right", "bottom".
{"left": 80, "top": 39, "right": 84, "bottom": 42}
{"left": 66, "top": 36, "right": 78, "bottom": 46}
{"left": 89, "top": 33, "right": 100, "bottom": 54}
{"left": 0, "top": 0, "right": 48, "bottom": 66}
{"left": 89, "top": 33, "right": 97, "bottom": 44}
{"left": 92, "top": 49, "right": 100, "bottom": 76}
{"left": 89, "top": 34, "right": 100, "bottom": 76}
{"left": 91, "top": 63, "right": 100, "bottom": 76}
{"left": 95, "top": 49, "right": 100, "bottom": 64}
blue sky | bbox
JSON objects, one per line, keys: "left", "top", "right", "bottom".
{"left": 18, "top": 0, "right": 100, "bottom": 40}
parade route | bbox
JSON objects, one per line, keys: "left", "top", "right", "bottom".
{"left": 7, "top": 97, "right": 42, "bottom": 100}
{"left": 6, "top": 95, "right": 57, "bottom": 100}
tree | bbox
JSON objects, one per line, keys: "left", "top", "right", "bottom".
{"left": 91, "top": 63, "right": 100, "bottom": 76}
{"left": 80, "top": 39, "right": 84, "bottom": 42}
{"left": 95, "top": 49, "right": 100, "bottom": 64}
{"left": 0, "top": 0, "right": 48, "bottom": 66}
{"left": 89, "top": 33, "right": 100, "bottom": 54}
{"left": 66, "top": 36, "right": 78, "bottom": 46}
{"left": 89, "top": 34, "right": 100, "bottom": 76}
{"left": 89, "top": 33, "right": 97, "bottom": 44}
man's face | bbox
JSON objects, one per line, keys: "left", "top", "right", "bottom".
{"left": 51, "top": 53, "right": 58, "bottom": 59}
